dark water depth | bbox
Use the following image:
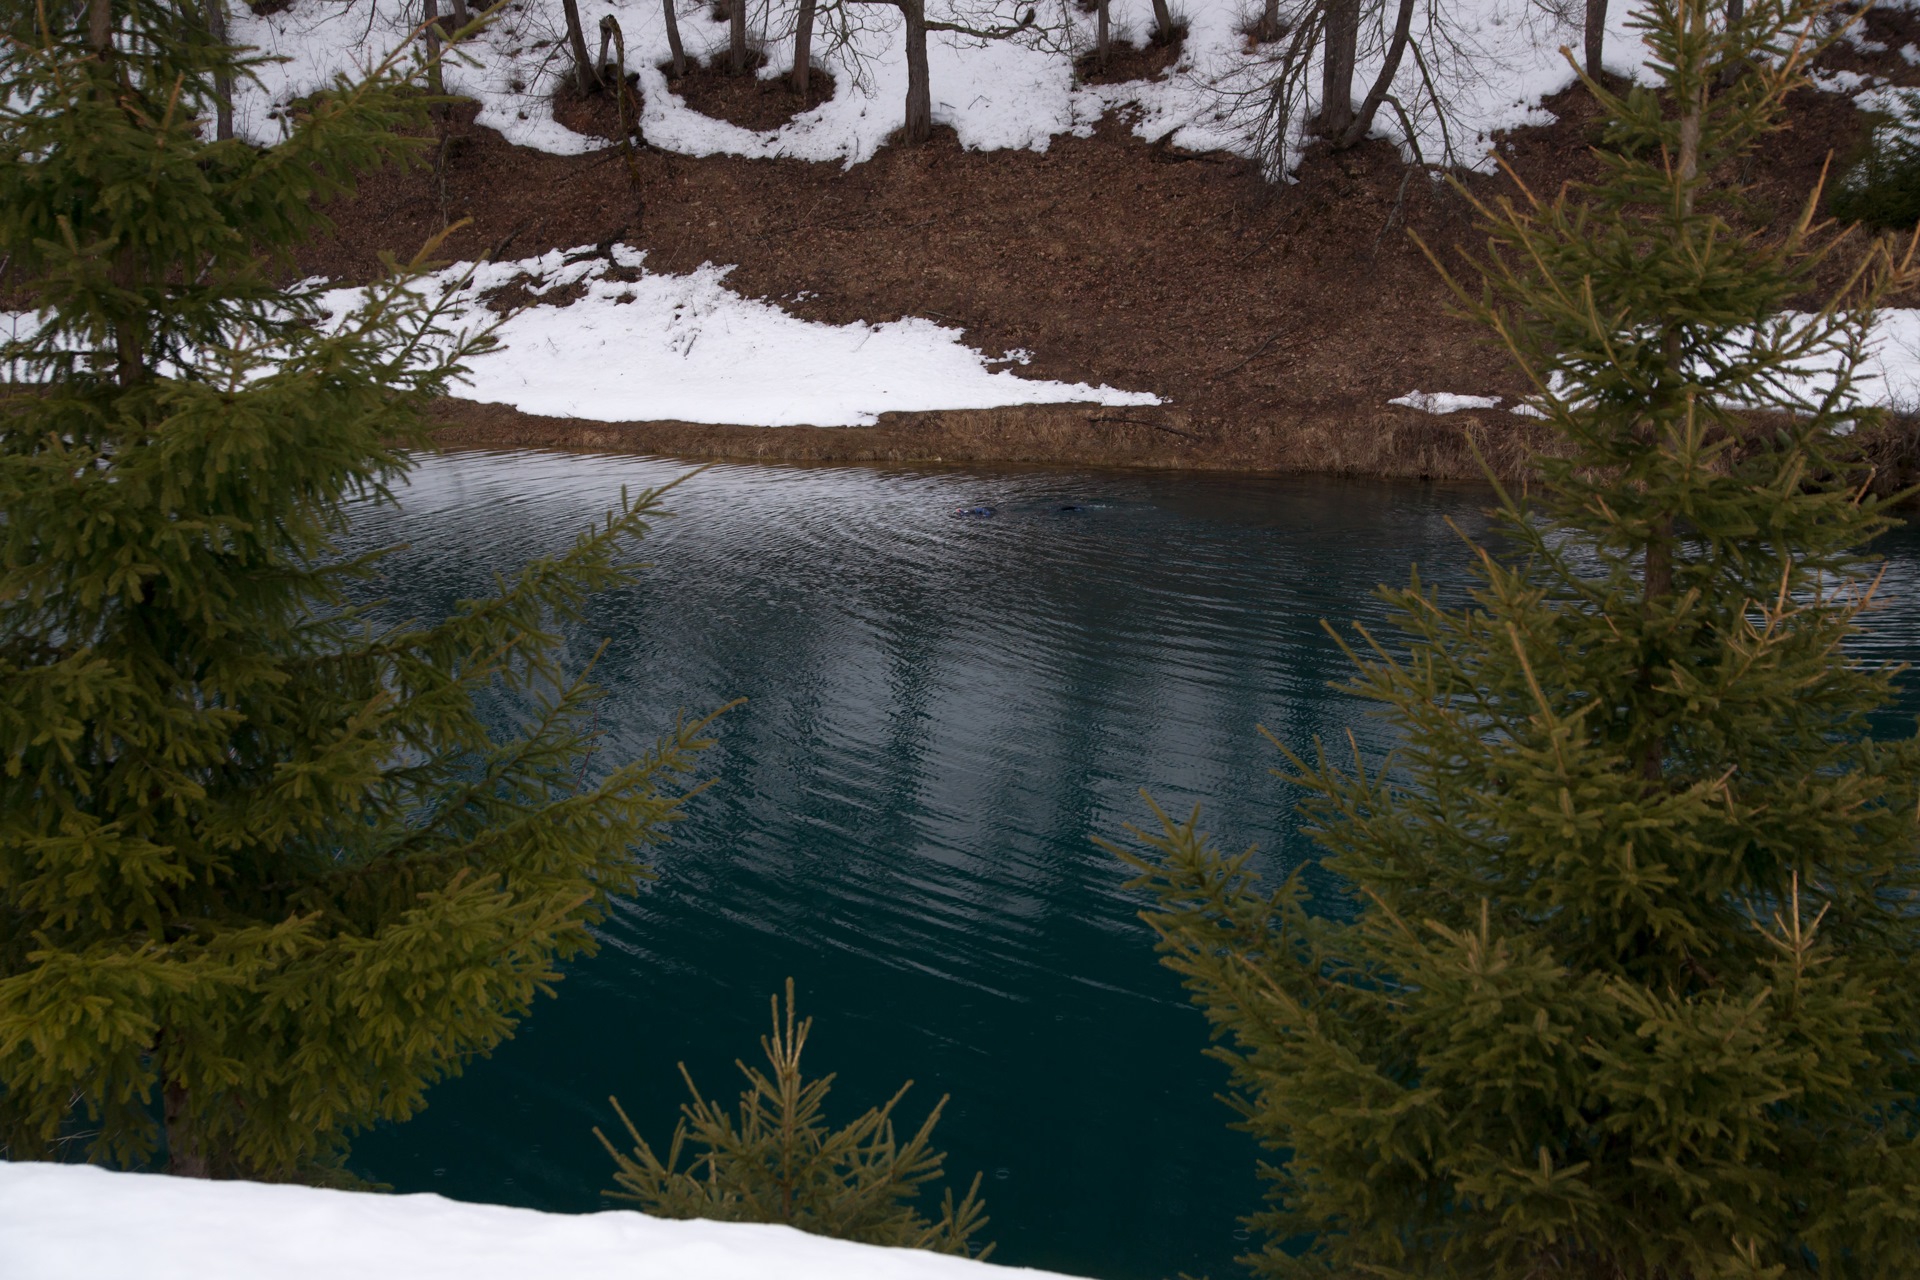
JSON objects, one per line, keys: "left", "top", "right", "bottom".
{"left": 340, "top": 451, "right": 1920, "bottom": 1280}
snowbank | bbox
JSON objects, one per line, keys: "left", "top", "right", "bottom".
{"left": 0, "top": 1161, "right": 1087, "bottom": 1280}
{"left": 324, "top": 244, "right": 1160, "bottom": 426}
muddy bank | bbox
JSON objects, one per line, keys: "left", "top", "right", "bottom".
{"left": 428, "top": 397, "right": 1551, "bottom": 478}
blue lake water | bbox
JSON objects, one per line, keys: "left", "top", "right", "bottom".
{"left": 340, "top": 449, "right": 1920, "bottom": 1280}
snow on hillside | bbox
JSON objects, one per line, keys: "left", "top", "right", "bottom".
{"left": 1389, "top": 309, "right": 1920, "bottom": 418}
{"left": 0, "top": 1161, "right": 1088, "bottom": 1280}
{"left": 4, "top": 243, "right": 1159, "bottom": 426}
{"left": 329, "top": 244, "right": 1161, "bottom": 425}
{"left": 228, "top": 0, "right": 1654, "bottom": 172}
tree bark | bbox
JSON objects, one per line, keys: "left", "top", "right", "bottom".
{"left": 663, "top": 0, "right": 688, "bottom": 76}
{"left": 1096, "top": 0, "right": 1110, "bottom": 66}
{"left": 730, "top": 0, "right": 748, "bottom": 74}
{"left": 205, "top": 0, "right": 233, "bottom": 140}
{"left": 1320, "top": 0, "right": 1358, "bottom": 139}
{"left": 164, "top": 1082, "right": 210, "bottom": 1179}
{"left": 1338, "top": 0, "right": 1415, "bottom": 148}
{"left": 792, "top": 0, "right": 816, "bottom": 93}
{"left": 87, "top": 0, "right": 110, "bottom": 50}
{"left": 449, "top": 0, "right": 470, "bottom": 30}
{"left": 1583, "top": 0, "right": 1606, "bottom": 78}
{"left": 902, "top": 0, "right": 930, "bottom": 142}
{"left": 561, "top": 0, "right": 601, "bottom": 92}
{"left": 1254, "top": 0, "right": 1280, "bottom": 42}
{"left": 1149, "top": 0, "right": 1176, "bottom": 43}
{"left": 423, "top": 0, "right": 444, "bottom": 96}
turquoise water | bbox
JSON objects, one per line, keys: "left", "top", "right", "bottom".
{"left": 340, "top": 451, "right": 1920, "bottom": 1280}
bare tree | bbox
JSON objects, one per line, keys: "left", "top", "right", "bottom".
{"left": 200, "top": 0, "right": 234, "bottom": 139}
{"left": 1210, "top": 0, "right": 1460, "bottom": 178}
{"left": 560, "top": 0, "right": 602, "bottom": 90}
{"left": 664, "top": 0, "right": 689, "bottom": 74}
{"left": 423, "top": 0, "right": 444, "bottom": 93}
{"left": 793, "top": 0, "right": 818, "bottom": 90}
{"left": 846, "top": 0, "right": 1036, "bottom": 142}
{"left": 1321, "top": 0, "right": 1357, "bottom": 133}
{"left": 729, "top": 0, "right": 750, "bottom": 71}
{"left": 1251, "top": 0, "right": 1282, "bottom": 42}
{"left": 1583, "top": 0, "right": 1605, "bottom": 75}
{"left": 1148, "top": 0, "right": 1177, "bottom": 42}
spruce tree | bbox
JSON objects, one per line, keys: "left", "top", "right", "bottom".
{"left": 0, "top": 0, "right": 709, "bottom": 1179}
{"left": 596, "top": 980, "right": 993, "bottom": 1258}
{"left": 1113, "top": 0, "right": 1920, "bottom": 1273}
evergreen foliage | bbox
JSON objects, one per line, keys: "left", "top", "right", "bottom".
{"left": 1112, "top": 0, "right": 1920, "bottom": 1273}
{"left": 0, "top": 0, "right": 710, "bottom": 1179}
{"left": 595, "top": 980, "right": 993, "bottom": 1258}
{"left": 1832, "top": 93, "right": 1920, "bottom": 232}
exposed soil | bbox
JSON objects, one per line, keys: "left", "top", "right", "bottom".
{"left": 668, "top": 56, "right": 837, "bottom": 132}
{"left": 1075, "top": 29, "right": 1185, "bottom": 86}
{"left": 552, "top": 76, "right": 645, "bottom": 143}
{"left": 291, "top": 23, "right": 1913, "bottom": 477}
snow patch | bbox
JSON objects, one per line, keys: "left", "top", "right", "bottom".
{"left": 0, "top": 1161, "right": 1085, "bottom": 1280}
{"left": 1390, "top": 390, "right": 1503, "bottom": 414}
{"left": 319, "top": 246, "right": 1160, "bottom": 427}
{"left": 1385, "top": 310, "right": 1920, "bottom": 421}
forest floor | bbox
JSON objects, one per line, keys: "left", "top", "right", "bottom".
{"left": 299, "top": 7, "right": 1918, "bottom": 479}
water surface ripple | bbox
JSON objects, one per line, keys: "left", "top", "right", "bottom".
{"left": 343, "top": 451, "right": 1920, "bottom": 1280}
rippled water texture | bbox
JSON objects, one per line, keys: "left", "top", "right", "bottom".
{"left": 342, "top": 451, "right": 1920, "bottom": 1280}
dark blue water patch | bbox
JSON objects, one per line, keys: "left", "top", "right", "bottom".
{"left": 338, "top": 452, "right": 1920, "bottom": 1280}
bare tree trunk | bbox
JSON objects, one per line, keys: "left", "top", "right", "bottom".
{"left": 1320, "top": 0, "right": 1358, "bottom": 138}
{"left": 663, "top": 0, "right": 688, "bottom": 76}
{"left": 792, "top": 0, "right": 816, "bottom": 92}
{"left": 1149, "top": 0, "right": 1176, "bottom": 42}
{"left": 903, "top": 0, "right": 930, "bottom": 141}
{"left": 164, "top": 1082, "right": 210, "bottom": 1179}
{"left": 423, "top": 0, "right": 444, "bottom": 96}
{"left": 1583, "top": 0, "right": 1607, "bottom": 78}
{"left": 1254, "top": 0, "right": 1280, "bottom": 41}
{"left": 204, "top": 0, "right": 233, "bottom": 140}
{"left": 87, "top": 0, "right": 110, "bottom": 50}
{"left": 561, "top": 0, "right": 601, "bottom": 92}
{"left": 730, "top": 0, "right": 748, "bottom": 73}
{"left": 1338, "top": 0, "right": 1415, "bottom": 148}
{"left": 1726, "top": 0, "right": 1743, "bottom": 32}
{"left": 449, "top": 0, "right": 470, "bottom": 30}
{"left": 1096, "top": 0, "right": 1109, "bottom": 66}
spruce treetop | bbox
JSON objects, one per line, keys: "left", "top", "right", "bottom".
{"left": 1115, "top": 0, "right": 1920, "bottom": 1273}
{"left": 2, "top": 0, "right": 713, "bottom": 1179}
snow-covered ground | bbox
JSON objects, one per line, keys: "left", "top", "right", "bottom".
{"left": 1390, "top": 309, "right": 1920, "bottom": 418}
{"left": 4, "top": 243, "right": 1159, "bottom": 426}
{"left": 338, "top": 244, "right": 1160, "bottom": 425}
{"left": 228, "top": 0, "right": 1651, "bottom": 172}
{"left": 0, "top": 1161, "right": 1086, "bottom": 1280}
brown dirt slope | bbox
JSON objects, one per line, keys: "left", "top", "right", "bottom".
{"left": 300, "top": 12, "right": 1914, "bottom": 477}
